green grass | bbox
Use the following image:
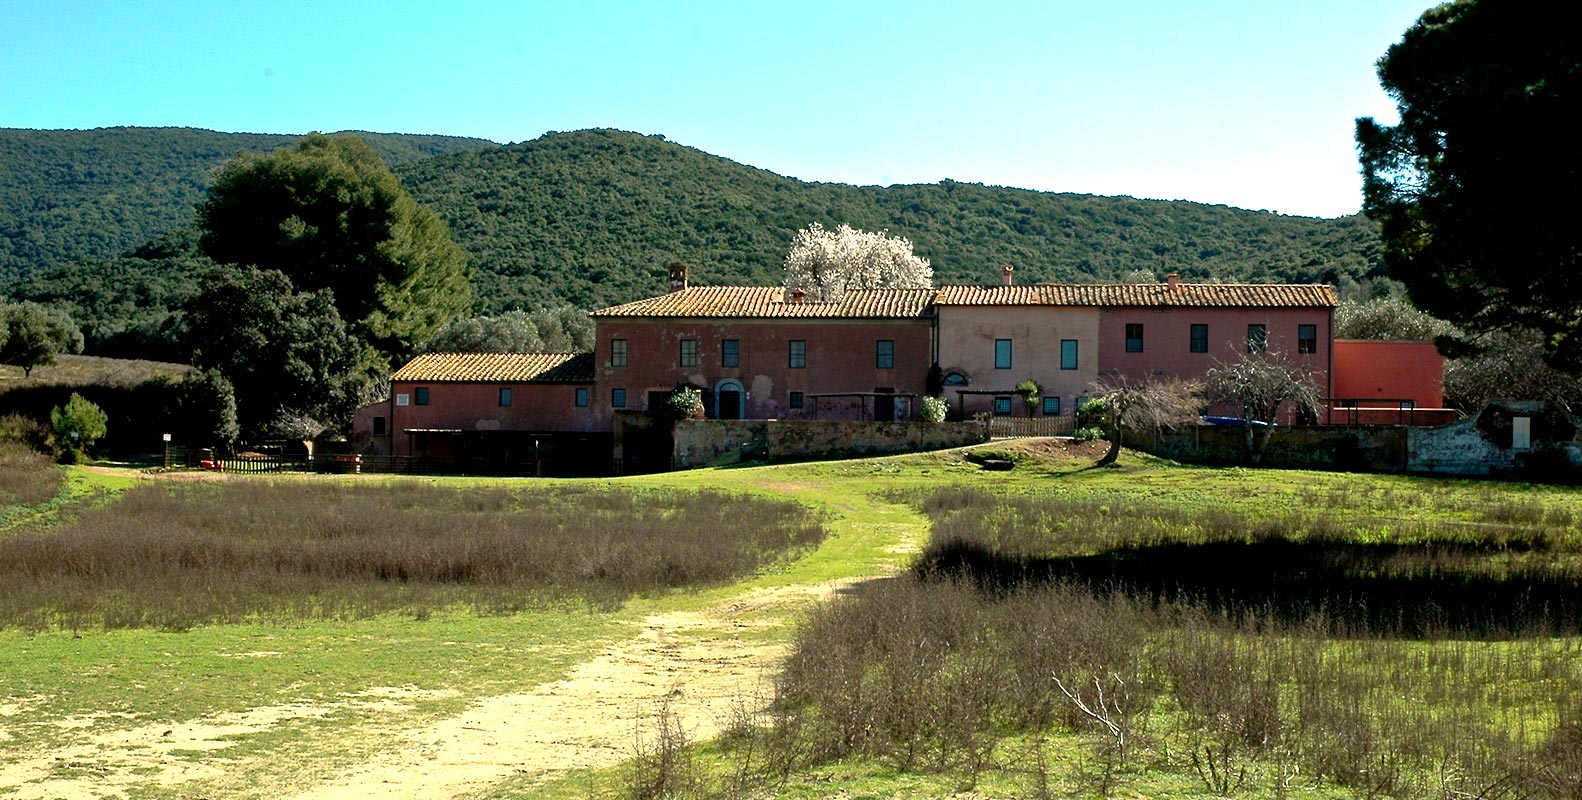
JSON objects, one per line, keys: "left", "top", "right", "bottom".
{"left": 4, "top": 441, "right": 1581, "bottom": 799}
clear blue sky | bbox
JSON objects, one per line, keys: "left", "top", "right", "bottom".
{"left": 3, "top": 1, "right": 1431, "bottom": 218}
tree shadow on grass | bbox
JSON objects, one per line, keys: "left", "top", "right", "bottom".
{"left": 915, "top": 536, "right": 1582, "bottom": 639}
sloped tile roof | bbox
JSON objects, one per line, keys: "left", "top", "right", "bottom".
{"left": 588, "top": 286, "right": 937, "bottom": 319}
{"left": 934, "top": 283, "right": 1337, "bottom": 308}
{"left": 391, "top": 352, "right": 593, "bottom": 383}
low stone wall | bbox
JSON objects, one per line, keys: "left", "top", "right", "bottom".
{"left": 672, "top": 419, "right": 988, "bottom": 469}
{"left": 1126, "top": 425, "right": 1410, "bottom": 471}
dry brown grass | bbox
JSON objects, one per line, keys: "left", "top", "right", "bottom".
{"left": 0, "top": 481, "right": 825, "bottom": 631}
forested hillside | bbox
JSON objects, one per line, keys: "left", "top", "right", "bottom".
{"left": 0, "top": 127, "right": 496, "bottom": 279}
{"left": 5, "top": 127, "right": 1383, "bottom": 355}
{"left": 399, "top": 129, "right": 1382, "bottom": 311}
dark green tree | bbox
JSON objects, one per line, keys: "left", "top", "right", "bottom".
{"left": 1357, "top": 0, "right": 1582, "bottom": 368}
{"left": 196, "top": 133, "right": 471, "bottom": 364}
{"left": 182, "top": 267, "right": 363, "bottom": 440}
{"left": 170, "top": 369, "right": 241, "bottom": 451}
{"left": 51, "top": 392, "right": 108, "bottom": 464}
{"left": 1, "top": 302, "right": 84, "bottom": 377}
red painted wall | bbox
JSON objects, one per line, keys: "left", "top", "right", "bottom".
{"left": 385, "top": 380, "right": 596, "bottom": 456}
{"left": 1097, "top": 306, "right": 1334, "bottom": 421}
{"left": 592, "top": 317, "right": 934, "bottom": 425}
{"left": 1329, "top": 339, "right": 1444, "bottom": 424}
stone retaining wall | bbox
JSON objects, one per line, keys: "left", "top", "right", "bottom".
{"left": 672, "top": 419, "right": 988, "bottom": 469}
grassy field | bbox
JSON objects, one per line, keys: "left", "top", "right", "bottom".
{"left": 2, "top": 440, "right": 1580, "bottom": 798}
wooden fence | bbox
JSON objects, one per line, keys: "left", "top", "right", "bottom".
{"left": 986, "top": 416, "right": 1076, "bottom": 438}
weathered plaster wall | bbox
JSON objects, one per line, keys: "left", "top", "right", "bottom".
{"left": 671, "top": 419, "right": 988, "bottom": 469}
{"left": 934, "top": 305, "right": 1098, "bottom": 418}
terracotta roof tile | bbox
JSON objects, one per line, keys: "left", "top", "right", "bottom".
{"left": 933, "top": 283, "right": 1337, "bottom": 308}
{"left": 588, "top": 286, "right": 937, "bottom": 319}
{"left": 391, "top": 352, "right": 593, "bottom": 383}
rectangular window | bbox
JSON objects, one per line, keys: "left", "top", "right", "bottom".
{"left": 395, "top": 393, "right": 410, "bottom": 407}
{"left": 1125, "top": 323, "right": 1144, "bottom": 353}
{"left": 611, "top": 388, "right": 627, "bottom": 409}
{"left": 788, "top": 340, "right": 806, "bottom": 369}
{"left": 1248, "top": 324, "right": 1268, "bottom": 353}
{"left": 574, "top": 387, "right": 589, "bottom": 407}
{"left": 679, "top": 339, "right": 698, "bottom": 367}
{"left": 414, "top": 387, "right": 429, "bottom": 406}
{"left": 610, "top": 338, "right": 628, "bottom": 367}
{"left": 721, "top": 339, "right": 740, "bottom": 368}
{"left": 1060, "top": 339, "right": 1079, "bottom": 370}
{"left": 373, "top": 416, "right": 386, "bottom": 435}
{"left": 993, "top": 396, "right": 1012, "bottom": 415}
{"left": 876, "top": 339, "right": 894, "bottom": 369}
{"left": 1190, "top": 324, "right": 1209, "bottom": 353}
{"left": 1042, "top": 396, "right": 1061, "bottom": 416}
{"left": 994, "top": 339, "right": 1012, "bottom": 369}
{"left": 1298, "top": 324, "right": 1317, "bottom": 354}
{"left": 789, "top": 391, "right": 804, "bottom": 410}
{"left": 498, "top": 387, "right": 511, "bottom": 407}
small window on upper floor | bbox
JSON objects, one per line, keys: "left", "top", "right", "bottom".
{"left": 1125, "top": 323, "right": 1144, "bottom": 353}
{"left": 611, "top": 338, "right": 628, "bottom": 367}
{"left": 876, "top": 339, "right": 894, "bottom": 369}
{"left": 1248, "top": 324, "right": 1268, "bottom": 353}
{"left": 721, "top": 339, "right": 740, "bottom": 368}
{"left": 574, "top": 387, "right": 589, "bottom": 407}
{"left": 789, "top": 340, "right": 806, "bottom": 369}
{"left": 1190, "top": 324, "right": 1209, "bottom": 354}
{"left": 1060, "top": 339, "right": 1079, "bottom": 370}
{"left": 414, "top": 387, "right": 429, "bottom": 406}
{"left": 995, "top": 339, "right": 1012, "bottom": 369}
{"left": 679, "top": 339, "right": 699, "bottom": 367}
{"left": 499, "top": 387, "right": 511, "bottom": 407}
{"left": 1298, "top": 324, "right": 1317, "bottom": 354}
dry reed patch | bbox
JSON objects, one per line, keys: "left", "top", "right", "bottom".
{"left": 0, "top": 481, "right": 826, "bottom": 631}
{"left": 748, "top": 487, "right": 1582, "bottom": 799}
{"left": 0, "top": 441, "right": 61, "bottom": 509}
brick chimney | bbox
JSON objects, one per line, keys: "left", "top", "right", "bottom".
{"left": 791, "top": 288, "right": 805, "bottom": 303}
{"left": 1000, "top": 264, "right": 1015, "bottom": 286}
{"left": 667, "top": 262, "right": 688, "bottom": 292}
{"left": 1166, "top": 272, "right": 1181, "bottom": 292}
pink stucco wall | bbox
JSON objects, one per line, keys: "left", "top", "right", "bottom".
{"left": 592, "top": 317, "right": 933, "bottom": 424}
{"left": 934, "top": 305, "right": 1099, "bottom": 417}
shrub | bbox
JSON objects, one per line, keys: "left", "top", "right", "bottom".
{"left": 652, "top": 386, "right": 703, "bottom": 424}
{"left": 50, "top": 393, "right": 107, "bottom": 464}
{"left": 1072, "top": 426, "right": 1105, "bottom": 442}
{"left": 920, "top": 395, "right": 948, "bottom": 423}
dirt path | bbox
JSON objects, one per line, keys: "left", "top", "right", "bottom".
{"left": 290, "top": 582, "right": 841, "bottom": 799}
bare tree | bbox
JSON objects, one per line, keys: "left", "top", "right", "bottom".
{"left": 1088, "top": 374, "right": 1204, "bottom": 466}
{"left": 1204, "top": 352, "right": 1323, "bottom": 464}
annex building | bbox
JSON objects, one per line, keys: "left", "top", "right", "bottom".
{"left": 354, "top": 265, "right": 1444, "bottom": 474}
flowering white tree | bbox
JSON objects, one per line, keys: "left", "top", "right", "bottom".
{"left": 782, "top": 222, "right": 932, "bottom": 302}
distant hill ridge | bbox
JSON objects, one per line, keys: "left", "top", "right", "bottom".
{"left": 0, "top": 126, "right": 496, "bottom": 279}
{"left": 2, "top": 126, "right": 1381, "bottom": 320}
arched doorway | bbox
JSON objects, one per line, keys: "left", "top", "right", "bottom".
{"left": 714, "top": 379, "right": 744, "bottom": 420}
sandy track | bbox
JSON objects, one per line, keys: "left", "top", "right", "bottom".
{"left": 0, "top": 583, "right": 839, "bottom": 800}
{"left": 292, "top": 586, "right": 826, "bottom": 799}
